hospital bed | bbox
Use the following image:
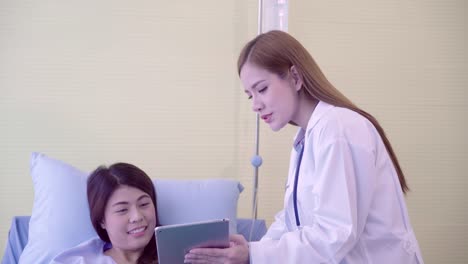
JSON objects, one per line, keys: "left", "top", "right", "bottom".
{"left": 1, "top": 153, "right": 268, "bottom": 264}
{"left": 2, "top": 216, "right": 267, "bottom": 264}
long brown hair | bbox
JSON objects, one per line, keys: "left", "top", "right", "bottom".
{"left": 87, "top": 163, "right": 160, "bottom": 263}
{"left": 238, "top": 30, "right": 409, "bottom": 193}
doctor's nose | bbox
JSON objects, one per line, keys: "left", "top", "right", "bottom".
{"left": 251, "top": 97, "right": 264, "bottom": 113}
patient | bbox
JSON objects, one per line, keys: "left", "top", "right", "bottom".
{"left": 50, "top": 162, "right": 159, "bottom": 264}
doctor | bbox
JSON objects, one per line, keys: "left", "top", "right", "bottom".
{"left": 185, "top": 30, "right": 424, "bottom": 264}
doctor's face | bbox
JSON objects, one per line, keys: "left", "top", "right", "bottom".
{"left": 101, "top": 185, "right": 156, "bottom": 254}
{"left": 240, "top": 62, "right": 301, "bottom": 131}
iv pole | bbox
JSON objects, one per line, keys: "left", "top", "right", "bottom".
{"left": 250, "top": 0, "right": 288, "bottom": 220}
{"left": 250, "top": 0, "right": 264, "bottom": 221}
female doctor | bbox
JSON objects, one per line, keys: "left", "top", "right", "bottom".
{"left": 185, "top": 30, "right": 424, "bottom": 264}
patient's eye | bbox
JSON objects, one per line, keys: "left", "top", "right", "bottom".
{"left": 140, "top": 202, "right": 150, "bottom": 207}
{"left": 115, "top": 208, "right": 128, "bottom": 213}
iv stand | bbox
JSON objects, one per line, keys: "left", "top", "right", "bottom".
{"left": 250, "top": 0, "right": 288, "bottom": 220}
{"left": 250, "top": 0, "right": 264, "bottom": 221}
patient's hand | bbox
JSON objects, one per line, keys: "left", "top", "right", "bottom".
{"left": 184, "top": 234, "right": 249, "bottom": 264}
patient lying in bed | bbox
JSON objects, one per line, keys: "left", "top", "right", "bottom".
{"left": 51, "top": 162, "right": 159, "bottom": 264}
{"left": 2, "top": 152, "right": 267, "bottom": 264}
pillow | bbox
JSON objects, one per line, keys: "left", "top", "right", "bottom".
{"left": 19, "top": 152, "right": 243, "bottom": 264}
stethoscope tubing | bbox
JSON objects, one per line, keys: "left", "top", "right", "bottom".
{"left": 293, "top": 141, "right": 305, "bottom": 227}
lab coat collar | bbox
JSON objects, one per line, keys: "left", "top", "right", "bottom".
{"left": 293, "top": 101, "right": 335, "bottom": 151}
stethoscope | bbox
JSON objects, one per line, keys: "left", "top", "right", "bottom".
{"left": 293, "top": 139, "right": 305, "bottom": 227}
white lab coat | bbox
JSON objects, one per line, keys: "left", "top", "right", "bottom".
{"left": 249, "top": 101, "right": 424, "bottom": 264}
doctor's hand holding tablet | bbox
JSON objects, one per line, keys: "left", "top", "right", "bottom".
{"left": 184, "top": 30, "right": 425, "bottom": 264}
{"left": 185, "top": 234, "right": 249, "bottom": 264}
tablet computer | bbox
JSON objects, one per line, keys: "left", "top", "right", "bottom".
{"left": 155, "top": 219, "right": 230, "bottom": 264}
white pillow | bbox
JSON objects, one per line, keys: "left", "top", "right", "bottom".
{"left": 19, "top": 152, "right": 243, "bottom": 264}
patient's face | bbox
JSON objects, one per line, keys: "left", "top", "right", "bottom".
{"left": 101, "top": 185, "right": 156, "bottom": 255}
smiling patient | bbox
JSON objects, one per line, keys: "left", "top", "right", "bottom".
{"left": 50, "top": 163, "right": 159, "bottom": 264}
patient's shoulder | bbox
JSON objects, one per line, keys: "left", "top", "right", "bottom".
{"left": 50, "top": 237, "right": 115, "bottom": 264}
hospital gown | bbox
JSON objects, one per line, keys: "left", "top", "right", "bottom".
{"left": 49, "top": 237, "right": 116, "bottom": 264}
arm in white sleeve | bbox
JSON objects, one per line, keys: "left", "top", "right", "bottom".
{"left": 250, "top": 139, "right": 376, "bottom": 264}
{"left": 260, "top": 209, "right": 287, "bottom": 241}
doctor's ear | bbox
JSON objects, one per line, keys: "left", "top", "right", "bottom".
{"left": 289, "top": 66, "right": 303, "bottom": 91}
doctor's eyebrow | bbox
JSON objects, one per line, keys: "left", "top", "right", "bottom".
{"left": 244, "top": 80, "right": 265, "bottom": 93}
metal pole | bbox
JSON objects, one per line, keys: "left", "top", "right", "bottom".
{"left": 252, "top": 0, "right": 264, "bottom": 221}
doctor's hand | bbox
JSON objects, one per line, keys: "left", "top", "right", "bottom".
{"left": 184, "top": 234, "right": 249, "bottom": 264}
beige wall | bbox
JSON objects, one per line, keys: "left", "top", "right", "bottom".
{"left": 1, "top": 1, "right": 466, "bottom": 263}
